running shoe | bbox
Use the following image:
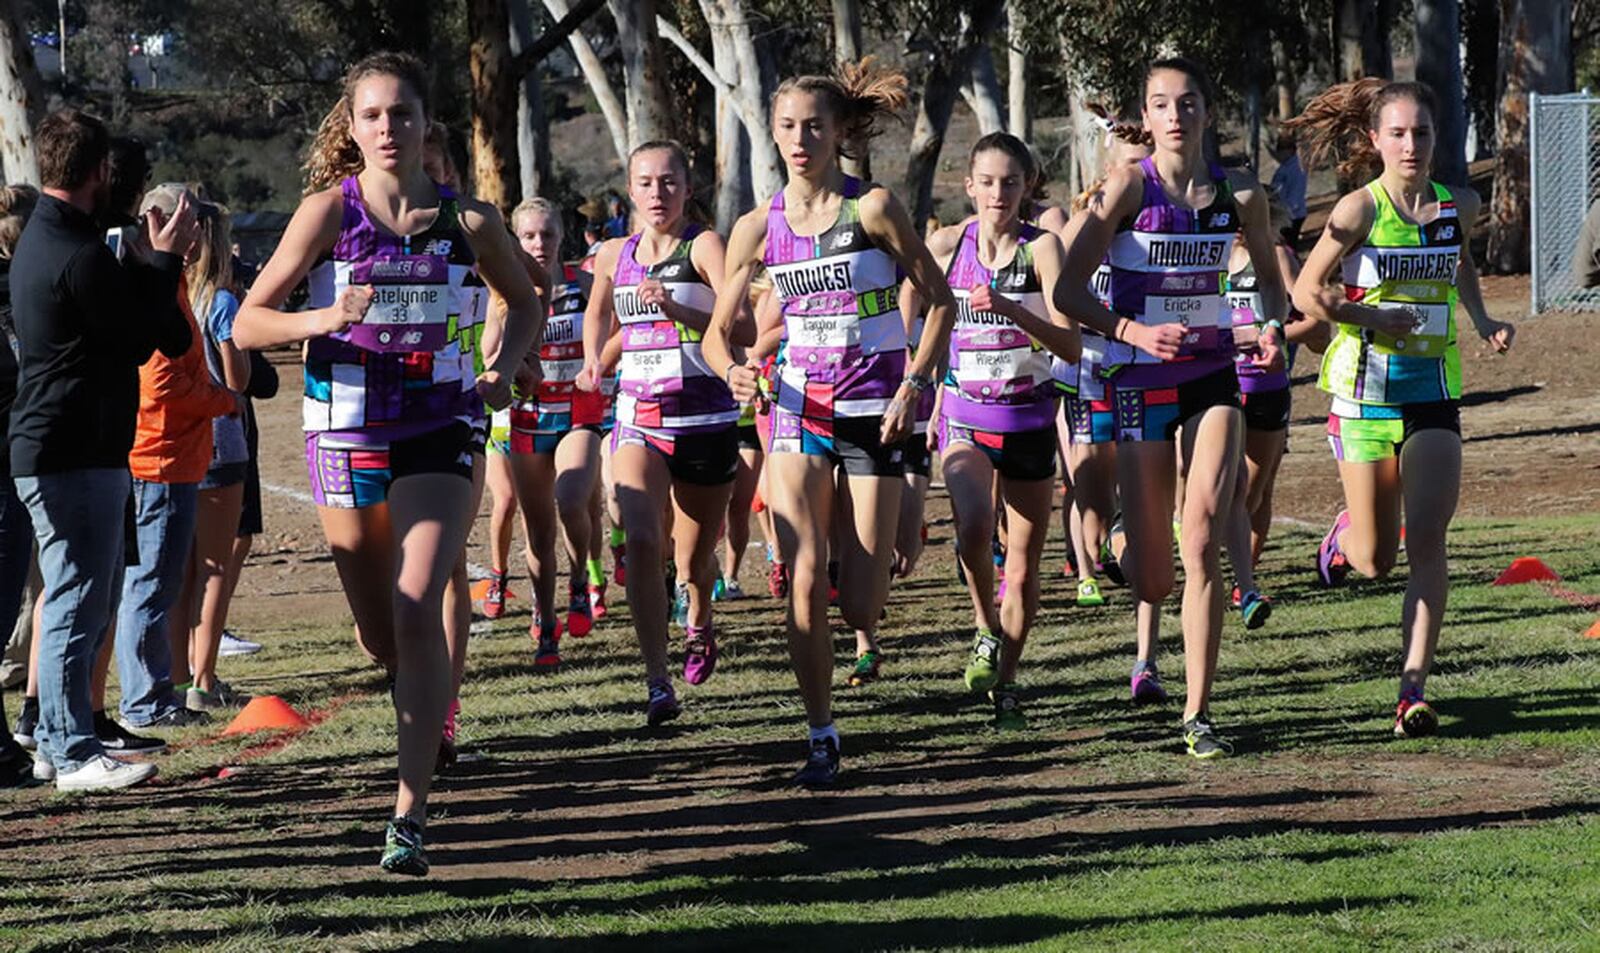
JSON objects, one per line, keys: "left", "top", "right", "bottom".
{"left": 611, "top": 541, "right": 627, "bottom": 586}
{"left": 671, "top": 581, "right": 690, "bottom": 628}
{"left": 566, "top": 580, "right": 594, "bottom": 638}
{"left": 683, "top": 624, "right": 718, "bottom": 685}
{"left": 991, "top": 683, "right": 1026, "bottom": 731}
{"left": 437, "top": 698, "right": 459, "bottom": 773}
{"left": 712, "top": 576, "right": 727, "bottom": 601}
{"left": 1316, "top": 509, "right": 1352, "bottom": 588}
{"left": 1183, "top": 712, "right": 1233, "bottom": 759}
{"left": 0, "top": 744, "right": 36, "bottom": 789}
{"left": 217, "top": 630, "right": 263, "bottom": 657}
{"left": 1076, "top": 577, "right": 1106, "bottom": 608}
{"left": 533, "top": 630, "right": 561, "bottom": 670}
{"left": 94, "top": 712, "right": 166, "bottom": 754}
{"left": 380, "top": 815, "right": 429, "bottom": 876}
{"left": 1394, "top": 696, "right": 1439, "bottom": 738}
{"left": 768, "top": 561, "right": 789, "bottom": 599}
{"left": 187, "top": 679, "right": 249, "bottom": 711}
{"left": 1230, "top": 585, "right": 1243, "bottom": 609}
{"left": 645, "top": 676, "right": 681, "bottom": 727}
{"left": 1130, "top": 661, "right": 1168, "bottom": 705}
{"left": 121, "top": 707, "right": 211, "bottom": 732}
{"left": 991, "top": 533, "right": 1005, "bottom": 568}
{"left": 589, "top": 581, "right": 608, "bottom": 620}
{"left": 794, "top": 735, "right": 840, "bottom": 787}
{"left": 482, "top": 569, "right": 508, "bottom": 620}
{"left": 1239, "top": 590, "right": 1273, "bottom": 630}
{"left": 848, "top": 649, "right": 884, "bottom": 687}
{"left": 721, "top": 579, "right": 746, "bottom": 601}
{"left": 963, "top": 629, "right": 1001, "bottom": 693}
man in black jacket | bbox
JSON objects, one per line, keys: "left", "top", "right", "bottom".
{"left": 9, "top": 109, "right": 197, "bottom": 792}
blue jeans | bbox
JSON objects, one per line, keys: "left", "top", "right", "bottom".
{"left": 16, "top": 469, "right": 130, "bottom": 771}
{"left": 0, "top": 476, "right": 35, "bottom": 743}
{"left": 116, "top": 479, "right": 198, "bottom": 726}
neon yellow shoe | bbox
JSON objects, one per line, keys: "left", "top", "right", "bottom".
{"left": 1076, "top": 577, "right": 1106, "bottom": 607}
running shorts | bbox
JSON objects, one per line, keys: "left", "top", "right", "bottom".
{"left": 611, "top": 423, "right": 739, "bottom": 486}
{"left": 1327, "top": 398, "right": 1460, "bottom": 463}
{"left": 305, "top": 421, "right": 476, "bottom": 509}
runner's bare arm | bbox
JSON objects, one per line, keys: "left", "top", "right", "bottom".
{"left": 703, "top": 206, "right": 769, "bottom": 403}
{"left": 1232, "top": 173, "right": 1287, "bottom": 369}
{"left": 1292, "top": 190, "right": 1408, "bottom": 337}
{"left": 1452, "top": 189, "right": 1514, "bottom": 353}
{"left": 579, "top": 239, "right": 624, "bottom": 391}
{"left": 235, "top": 189, "right": 356, "bottom": 349}
{"left": 1011, "top": 231, "right": 1081, "bottom": 363}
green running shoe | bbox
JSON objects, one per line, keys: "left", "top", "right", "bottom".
{"left": 1183, "top": 712, "right": 1234, "bottom": 760}
{"left": 380, "top": 815, "right": 429, "bottom": 876}
{"left": 964, "top": 629, "right": 1001, "bottom": 693}
{"left": 848, "top": 649, "right": 884, "bottom": 687}
{"left": 991, "top": 684, "right": 1026, "bottom": 730}
{"left": 1076, "top": 577, "right": 1106, "bottom": 607}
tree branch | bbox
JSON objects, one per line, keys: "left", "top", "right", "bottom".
{"left": 656, "top": 15, "right": 758, "bottom": 128}
{"left": 510, "top": 0, "right": 608, "bottom": 77}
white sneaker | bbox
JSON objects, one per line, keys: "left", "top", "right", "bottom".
{"left": 54, "top": 753, "right": 157, "bottom": 791}
{"left": 32, "top": 755, "right": 55, "bottom": 782}
{"left": 218, "top": 631, "right": 262, "bottom": 657}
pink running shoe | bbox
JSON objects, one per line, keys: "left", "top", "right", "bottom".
{"left": 1316, "top": 509, "right": 1352, "bottom": 588}
{"left": 1130, "top": 663, "right": 1168, "bottom": 705}
{"left": 566, "top": 580, "right": 594, "bottom": 638}
{"left": 683, "top": 624, "right": 718, "bottom": 685}
{"left": 589, "top": 581, "right": 608, "bottom": 620}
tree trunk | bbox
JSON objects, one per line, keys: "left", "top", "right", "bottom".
{"left": 1272, "top": 35, "right": 1294, "bottom": 121}
{"left": 1415, "top": 0, "right": 1469, "bottom": 185}
{"left": 831, "top": 0, "right": 861, "bottom": 64}
{"left": 0, "top": 0, "right": 44, "bottom": 185}
{"left": 708, "top": 15, "right": 751, "bottom": 231}
{"left": 905, "top": 7, "right": 1004, "bottom": 226}
{"left": 1485, "top": 0, "right": 1574, "bottom": 273}
{"left": 696, "top": 0, "right": 783, "bottom": 198}
{"left": 468, "top": 0, "right": 520, "bottom": 211}
{"left": 1006, "top": 0, "right": 1030, "bottom": 141}
{"left": 1337, "top": 0, "right": 1394, "bottom": 80}
{"left": 610, "top": 0, "right": 675, "bottom": 148}
{"left": 508, "top": 0, "right": 552, "bottom": 199}
{"left": 962, "top": 42, "right": 1005, "bottom": 135}
{"left": 543, "top": 0, "right": 629, "bottom": 167}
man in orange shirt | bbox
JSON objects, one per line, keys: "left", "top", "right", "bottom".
{"left": 114, "top": 184, "right": 242, "bottom": 732}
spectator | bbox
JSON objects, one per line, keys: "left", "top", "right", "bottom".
{"left": 0, "top": 183, "right": 38, "bottom": 787}
{"left": 10, "top": 110, "right": 197, "bottom": 791}
{"left": 1573, "top": 198, "right": 1600, "bottom": 289}
{"left": 178, "top": 199, "right": 253, "bottom": 708}
{"left": 1270, "top": 132, "right": 1308, "bottom": 246}
{"left": 114, "top": 183, "right": 240, "bottom": 734}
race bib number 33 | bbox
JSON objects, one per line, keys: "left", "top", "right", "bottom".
{"left": 350, "top": 255, "right": 452, "bottom": 352}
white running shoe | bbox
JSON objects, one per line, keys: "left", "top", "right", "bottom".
{"left": 32, "top": 755, "right": 55, "bottom": 782}
{"left": 54, "top": 753, "right": 157, "bottom": 791}
{"left": 218, "top": 631, "right": 263, "bottom": 657}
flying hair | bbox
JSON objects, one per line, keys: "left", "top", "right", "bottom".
{"left": 304, "top": 51, "right": 432, "bottom": 194}
{"left": 1284, "top": 78, "right": 1439, "bottom": 182}
{"left": 773, "top": 57, "right": 909, "bottom": 160}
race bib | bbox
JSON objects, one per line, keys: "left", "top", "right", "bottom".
{"left": 1373, "top": 301, "right": 1451, "bottom": 353}
{"left": 349, "top": 255, "right": 451, "bottom": 352}
{"left": 789, "top": 312, "right": 860, "bottom": 350}
{"left": 621, "top": 347, "right": 684, "bottom": 390}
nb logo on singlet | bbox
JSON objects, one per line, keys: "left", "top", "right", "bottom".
{"left": 654, "top": 263, "right": 685, "bottom": 279}
{"left": 1436, "top": 225, "right": 1456, "bottom": 241}
{"left": 422, "top": 239, "right": 452, "bottom": 256}
{"left": 1005, "top": 272, "right": 1027, "bottom": 289}
{"left": 831, "top": 230, "right": 855, "bottom": 250}
{"left": 1208, "top": 213, "right": 1231, "bottom": 228}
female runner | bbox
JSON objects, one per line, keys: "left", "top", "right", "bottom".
{"left": 509, "top": 197, "right": 610, "bottom": 666}
{"left": 234, "top": 52, "right": 541, "bottom": 874}
{"left": 705, "top": 62, "right": 957, "bottom": 785}
{"left": 578, "top": 141, "right": 752, "bottom": 724}
{"left": 1060, "top": 58, "right": 1286, "bottom": 758}
{"left": 930, "top": 133, "right": 1080, "bottom": 727}
{"left": 1288, "top": 78, "right": 1513, "bottom": 736}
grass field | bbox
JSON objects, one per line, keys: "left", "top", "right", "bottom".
{"left": 3, "top": 509, "right": 1599, "bottom": 952}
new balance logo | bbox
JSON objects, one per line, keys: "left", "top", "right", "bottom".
{"left": 422, "top": 239, "right": 452, "bottom": 256}
{"left": 1435, "top": 225, "right": 1456, "bottom": 241}
{"left": 831, "top": 230, "right": 855, "bottom": 250}
{"left": 1209, "top": 212, "right": 1231, "bottom": 228}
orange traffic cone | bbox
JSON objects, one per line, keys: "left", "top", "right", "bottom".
{"left": 224, "top": 695, "right": 310, "bottom": 735}
{"left": 1585, "top": 619, "right": 1600, "bottom": 640}
{"left": 1493, "top": 557, "right": 1561, "bottom": 586}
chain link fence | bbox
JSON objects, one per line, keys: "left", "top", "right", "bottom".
{"left": 1531, "top": 92, "right": 1600, "bottom": 314}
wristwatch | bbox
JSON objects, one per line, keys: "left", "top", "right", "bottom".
{"left": 903, "top": 373, "right": 933, "bottom": 392}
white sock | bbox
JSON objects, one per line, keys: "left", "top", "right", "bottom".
{"left": 808, "top": 722, "right": 839, "bottom": 749}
